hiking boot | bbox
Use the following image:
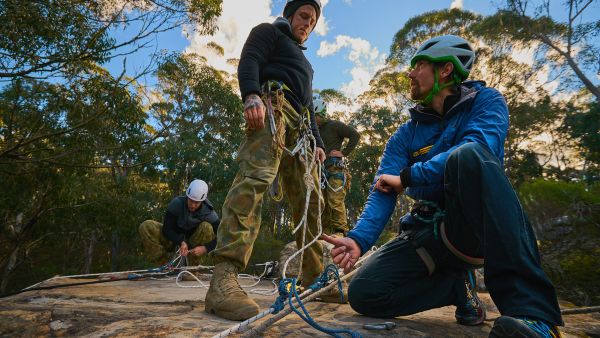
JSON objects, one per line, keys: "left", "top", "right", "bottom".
{"left": 205, "top": 261, "right": 260, "bottom": 321}
{"left": 455, "top": 269, "right": 485, "bottom": 326}
{"left": 315, "top": 281, "right": 348, "bottom": 304}
{"left": 489, "top": 316, "right": 561, "bottom": 338}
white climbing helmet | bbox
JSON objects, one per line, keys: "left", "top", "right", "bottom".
{"left": 186, "top": 179, "right": 208, "bottom": 202}
{"left": 410, "top": 35, "right": 475, "bottom": 80}
{"left": 313, "top": 93, "right": 327, "bottom": 118}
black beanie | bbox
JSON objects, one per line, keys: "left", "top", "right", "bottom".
{"left": 283, "top": 0, "right": 321, "bottom": 22}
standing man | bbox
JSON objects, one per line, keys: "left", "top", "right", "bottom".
{"left": 205, "top": 0, "right": 326, "bottom": 321}
{"left": 139, "top": 179, "right": 219, "bottom": 265}
{"left": 313, "top": 93, "right": 360, "bottom": 237}
{"left": 323, "top": 35, "right": 563, "bottom": 337}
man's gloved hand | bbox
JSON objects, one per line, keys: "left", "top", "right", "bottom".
{"left": 243, "top": 94, "right": 265, "bottom": 130}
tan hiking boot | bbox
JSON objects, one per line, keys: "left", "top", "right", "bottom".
{"left": 205, "top": 262, "right": 260, "bottom": 320}
{"left": 315, "top": 280, "right": 348, "bottom": 304}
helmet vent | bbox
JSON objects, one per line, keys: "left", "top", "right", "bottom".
{"left": 454, "top": 43, "right": 472, "bottom": 51}
{"left": 421, "top": 41, "right": 438, "bottom": 51}
{"left": 458, "top": 55, "right": 471, "bottom": 64}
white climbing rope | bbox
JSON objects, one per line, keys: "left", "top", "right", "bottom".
{"left": 174, "top": 262, "right": 279, "bottom": 295}
{"left": 281, "top": 127, "right": 324, "bottom": 282}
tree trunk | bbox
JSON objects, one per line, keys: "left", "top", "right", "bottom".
{"left": 1, "top": 245, "right": 20, "bottom": 294}
{"left": 111, "top": 231, "right": 119, "bottom": 271}
{"left": 81, "top": 231, "right": 97, "bottom": 274}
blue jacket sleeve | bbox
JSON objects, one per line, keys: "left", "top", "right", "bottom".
{"left": 347, "top": 124, "right": 412, "bottom": 254}
{"left": 409, "top": 88, "right": 509, "bottom": 187}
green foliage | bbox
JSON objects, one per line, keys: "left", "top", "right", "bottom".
{"left": 518, "top": 179, "right": 600, "bottom": 305}
{"left": 151, "top": 53, "right": 244, "bottom": 206}
{"left": 519, "top": 179, "right": 600, "bottom": 227}
{"left": 563, "top": 101, "right": 600, "bottom": 177}
{"left": 472, "top": 0, "right": 600, "bottom": 101}
{"left": 0, "top": 0, "right": 222, "bottom": 79}
{"left": 389, "top": 9, "right": 481, "bottom": 66}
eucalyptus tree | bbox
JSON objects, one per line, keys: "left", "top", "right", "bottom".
{"left": 150, "top": 52, "right": 244, "bottom": 206}
{"left": 0, "top": 0, "right": 222, "bottom": 80}
{"left": 474, "top": 0, "right": 600, "bottom": 102}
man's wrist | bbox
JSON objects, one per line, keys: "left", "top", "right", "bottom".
{"left": 244, "top": 94, "right": 263, "bottom": 111}
{"left": 400, "top": 167, "right": 411, "bottom": 188}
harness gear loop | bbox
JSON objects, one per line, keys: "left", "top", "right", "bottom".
{"left": 321, "top": 157, "right": 347, "bottom": 192}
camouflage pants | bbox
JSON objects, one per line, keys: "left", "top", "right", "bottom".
{"left": 138, "top": 219, "right": 214, "bottom": 266}
{"left": 212, "top": 93, "right": 324, "bottom": 286}
{"left": 322, "top": 163, "right": 348, "bottom": 235}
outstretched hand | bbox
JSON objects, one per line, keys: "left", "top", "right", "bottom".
{"left": 321, "top": 234, "right": 361, "bottom": 274}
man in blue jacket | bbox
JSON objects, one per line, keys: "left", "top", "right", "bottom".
{"left": 322, "top": 35, "right": 563, "bottom": 337}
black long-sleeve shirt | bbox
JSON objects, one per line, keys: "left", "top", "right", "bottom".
{"left": 162, "top": 196, "right": 219, "bottom": 252}
{"left": 237, "top": 17, "right": 324, "bottom": 148}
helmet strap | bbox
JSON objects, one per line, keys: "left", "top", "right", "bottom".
{"left": 419, "top": 67, "right": 455, "bottom": 106}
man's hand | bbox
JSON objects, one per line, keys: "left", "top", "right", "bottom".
{"left": 321, "top": 234, "right": 361, "bottom": 274}
{"left": 243, "top": 94, "right": 265, "bottom": 130}
{"left": 179, "top": 241, "right": 189, "bottom": 257}
{"left": 329, "top": 150, "right": 343, "bottom": 158}
{"left": 315, "top": 147, "right": 326, "bottom": 163}
{"left": 373, "top": 174, "right": 404, "bottom": 194}
{"left": 189, "top": 246, "right": 207, "bottom": 257}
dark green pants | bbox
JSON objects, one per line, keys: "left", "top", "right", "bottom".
{"left": 348, "top": 143, "right": 563, "bottom": 326}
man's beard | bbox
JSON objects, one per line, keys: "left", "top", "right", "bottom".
{"left": 410, "top": 82, "right": 424, "bottom": 101}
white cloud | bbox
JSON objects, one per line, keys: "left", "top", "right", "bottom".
{"left": 450, "top": 0, "right": 464, "bottom": 9}
{"left": 184, "top": 0, "right": 333, "bottom": 73}
{"left": 184, "top": 0, "right": 276, "bottom": 74}
{"left": 318, "top": 35, "right": 387, "bottom": 98}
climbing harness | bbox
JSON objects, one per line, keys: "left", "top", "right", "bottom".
{"left": 408, "top": 200, "right": 445, "bottom": 240}
{"left": 320, "top": 157, "right": 346, "bottom": 193}
{"left": 406, "top": 200, "right": 484, "bottom": 267}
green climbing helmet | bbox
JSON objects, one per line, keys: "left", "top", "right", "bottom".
{"left": 410, "top": 35, "right": 475, "bottom": 105}
{"left": 313, "top": 93, "right": 327, "bottom": 118}
{"left": 410, "top": 35, "right": 475, "bottom": 80}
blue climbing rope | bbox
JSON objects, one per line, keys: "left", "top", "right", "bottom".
{"left": 270, "top": 264, "right": 361, "bottom": 338}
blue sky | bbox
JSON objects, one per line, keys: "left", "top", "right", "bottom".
{"left": 108, "top": 0, "right": 599, "bottom": 99}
